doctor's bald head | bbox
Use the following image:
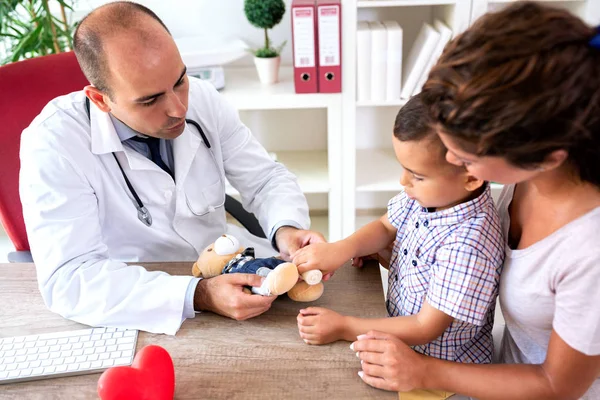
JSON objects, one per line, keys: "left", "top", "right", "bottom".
{"left": 74, "top": 1, "right": 171, "bottom": 98}
{"left": 75, "top": 2, "right": 189, "bottom": 140}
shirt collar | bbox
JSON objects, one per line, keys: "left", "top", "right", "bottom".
{"left": 109, "top": 113, "right": 145, "bottom": 142}
{"left": 418, "top": 184, "right": 493, "bottom": 227}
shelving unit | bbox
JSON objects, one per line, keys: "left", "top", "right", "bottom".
{"left": 220, "top": 67, "right": 342, "bottom": 241}
{"left": 341, "top": 0, "right": 599, "bottom": 237}
{"left": 341, "top": 0, "right": 471, "bottom": 237}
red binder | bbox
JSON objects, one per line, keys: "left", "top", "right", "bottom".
{"left": 291, "top": 0, "right": 318, "bottom": 94}
{"left": 316, "top": 0, "right": 342, "bottom": 93}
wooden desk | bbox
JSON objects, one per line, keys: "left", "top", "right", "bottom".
{"left": 0, "top": 262, "right": 395, "bottom": 399}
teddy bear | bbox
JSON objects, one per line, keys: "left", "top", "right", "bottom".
{"left": 192, "top": 234, "right": 324, "bottom": 302}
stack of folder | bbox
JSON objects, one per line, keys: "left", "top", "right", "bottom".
{"left": 291, "top": 0, "right": 342, "bottom": 94}
{"left": 356, "top": 19, "right": 453, "bottom": 103}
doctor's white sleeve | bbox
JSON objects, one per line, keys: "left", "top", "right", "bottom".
{"left": 209, "top": 87, "right": 311, "bottom": 238}
{"left": 19, "top": 142, "right": 193, "bottom": 335}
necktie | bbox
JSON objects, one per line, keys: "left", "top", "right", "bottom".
{"left": 131, "top": 136, "right": 173, "bottom": 178}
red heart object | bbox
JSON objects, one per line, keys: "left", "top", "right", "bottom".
{"left": 97, "top": 345, "right": 175, "bottom": 400}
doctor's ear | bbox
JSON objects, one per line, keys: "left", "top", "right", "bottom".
{"left": 84, "top": 85, "right": 112, "bottom": 113}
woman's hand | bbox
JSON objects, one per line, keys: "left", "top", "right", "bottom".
{"left": 351, "top": 330, "right": 426, "bottom": 392}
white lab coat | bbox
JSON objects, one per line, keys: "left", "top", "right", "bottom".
{"left": 19, "top": 78, "right": 309, "bottom": 335}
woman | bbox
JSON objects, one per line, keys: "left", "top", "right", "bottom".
{"left": 352, "top": 2, "right": 600, "bottom": 399}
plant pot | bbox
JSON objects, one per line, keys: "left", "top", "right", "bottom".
{"left": 253, "top": 56, "right": 281, "bottom": 84}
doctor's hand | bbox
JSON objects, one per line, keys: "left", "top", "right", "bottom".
{"left": 275, "top": 227, "right": 326, "bottom": 262}
{"left": 194, "top": 274, "right": 276, "bottom": 320}
{"left": 352, "top": 330, "right": 426, "bottom": 392}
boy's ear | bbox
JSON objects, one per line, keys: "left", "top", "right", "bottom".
{"left": 463, "top": 173, "right": 485, "bottom": 192}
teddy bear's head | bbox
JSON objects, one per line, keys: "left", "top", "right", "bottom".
{"left": 192, "top": 234, "right": 245, "bottom": 278}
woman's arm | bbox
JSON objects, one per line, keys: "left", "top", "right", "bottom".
{"left": 353, "top": 330, "right": 600, "bottom": 400}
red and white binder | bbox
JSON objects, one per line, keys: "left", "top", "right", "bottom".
{"left": 291, "top": 0, "right": 318, "bottom": 94}
{"left": 316, "top": 0, "right": 341, "bottom": 93}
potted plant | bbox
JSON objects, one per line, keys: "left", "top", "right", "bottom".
{"left": 0, "top": 0, "right": 77, "bottom": 64}
{"left": 244, "top": 0, "right": 286, "bottom": 84}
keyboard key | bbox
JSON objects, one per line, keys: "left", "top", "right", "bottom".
{"left": 46, "top": 339, "right": 58, "bottom": 346}
{"left": 84, "top": 348, "right": 95, "bottom": 355}
{"left": 15, "top": 356, "right": 26, "bottom": 363}
{"left": 95, "top": 346, "right": 107, "bottom": 354}
{"left": 60, "top": 351, "right": 72, "bottom": 358}
{"left": 121, "top": 349, "right": 134, "bottom": 359}
{"left": 14, "top": 337, "right": 26, "bottom": 343}
{"left": 26, "top": 354, "right": 38, "bottom": 362}
{"left": 24, "top": 342, "right": 35, "bottom": 349}
{"left": 106, "top": 345, "right": 118, "bottom": 353}
{"left": 106, "top": 328, "right": 117, "bottom": 333}
{"left": 49, "top": 352, "right": 61, "bottom": 359}
{"left": 113, "top": 331, "right": 124, "bottom": 338}
{"left": 60, "top": 344, "right": 72, "bottom": 351}
{"left": 40, "top": 360, "right": 52, "bottom": 367}
{"left": 55, "top": 365, "right": 67, "bottom": 372}
{"left": 2, "top": 344, "right": 13, "bottom": 351}
{"left": 110, "top": 351, "right": 121, "bottom": 359}
{"left": 99, "top": 353, "right": 109, "bottom": 360}
{"left": 56, "top": 338, "right": 68, "bottom": 345}
{"left": 91, "top": 334, "right": 101, "bottom": 341}
{"left": 101, "top": 333, "right": 113, "bottom": 340}
{"left": 4, "top": 357, "right": 15, "bottom": 364}
{"left": 90, "top": 361, "right": 103, "bottom": 368}
{"left": 32, "top": 367, "right": 44, "bottom": 375}
{"left": 26, "top": 347, "right": 39, "bottom": 355}
{"left": 52, "top": 359, "right": 64, "bottom": 366}
{"left": 38, "top": 348, "right": 50, "bottom": 355}
{"left": 83, "top": 342, "right": 94, "bottom": 348}
{"left": 43, "top": 366, "right": 56, "bottom": 374}
{"left": 37, "top": 340, "right": 47, "bottom": 347}
{"left": 0, "top": 372, "right": 7, "bottom": 379}
{"left": 15, "top": 349, "right": 27, "bottom": 356}
{"left": 124, "top": 330, "right": 136, "bottom": 337}
{"left": 30, "top": 360, "right": 41, "bottom": 368}
{"left": 25, "top": 335, "right": 38, "bottom": 342}
{"left": 0, "top": 365, "right": 5, "bottom": 372}
{"left": 95, "top": 340, "right": 106, "bottom": 347}
{"left": 17, "top": 362, "right": 29, "bottom": 370}
{"left": 64, "top": 357, "right": 76, "bottom": 364}
{"left": 5, "top": 364, "right": 17, "bottom": 371}
{"left": 79, "top": 362, "right": 91, "bottom": 369}
{"left": 67, "top": 363, "right": 79, "bottom": 371}
{"left": 72, "top": 343, "right": 83, "bottom": 350}
{"left": 73, "top": 349, "right": 84, "bottom": 356}
{"left": 20, "top": 369, "right": 32, "bottom": 377}
{"left": 116, "top": 337, "right": 135, "bottom": 345}
{"left": 105, "top": 339, "right": 117, "bottom": 346}
{"left": 49, "top": 345, "right": 61, "bottom": 352}
{"left": 87, "top": 354, "right": 99, "bottom": 361}
{"left": 101, "top": 359, "right": 114, "bottom": 367}
{"left": 68, "top": 337, "right": 80, "bottom": 344}
{"left": 75, "top": 356, "right": 87, "bottom": 363}
{"left": 8, "top": 370, "right": 20, "bottom": 378}
{"left": 4, "top": 350, "right": 16, "bottom": 357}
{"left": 92, "top": 328, "right": 107, "bottom": 335}
{"left": 13, "top": 343, "right": 24, "bottom": 350}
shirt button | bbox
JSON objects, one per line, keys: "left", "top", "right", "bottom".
{"left": 412, "top": 260, "right": 417, "bottom": 266}
{"left": 415, "top": 222, "right": 419, "bottom": 228}
{"left": 403, "top": 249, "right": 408, "bottom": 256}
{"left": 395, "top": 274, "right": 398, "bottom": 281}
{"left": 424, "top": 220, "right": 429, "bottom": 227}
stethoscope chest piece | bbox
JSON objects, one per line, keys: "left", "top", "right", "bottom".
{"left": 137, "top": 206, "right": 153, "bottom": 227}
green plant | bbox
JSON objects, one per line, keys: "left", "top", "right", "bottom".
{"left": 244, "top": 0, "right": 286, "bottom": 58}
{"left": 0, "top": 0, "right": 77, "bottom": 65}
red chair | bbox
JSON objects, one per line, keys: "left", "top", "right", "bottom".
{"left": 0, "top": 52, "right": 89, "bottom": 262}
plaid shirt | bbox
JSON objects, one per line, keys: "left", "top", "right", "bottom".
{"left": 386, "top": 186, "right": 504, "bottom": 363}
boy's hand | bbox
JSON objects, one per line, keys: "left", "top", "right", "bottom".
{"left": 293, "top": 241, "right": 351, "bottom": 275}
{"left": 297, "top": 307, "right": 350, "bottom": 345}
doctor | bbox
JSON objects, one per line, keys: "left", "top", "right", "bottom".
{"left": 19, "top": 2, "right": 324, "bottom": 335}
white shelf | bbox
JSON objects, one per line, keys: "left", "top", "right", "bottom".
{"left": 221, "top": 67, "right": 341, "bottom": 111}
{"left": 358, "top": 0, "right": 457, "bottom": 7}
{"left": 226, "top": 150, "right": 329, "bottom": 195}
{"left": 357, "top": 99, "right": 408, "bottom": 107}
{"left": 356, "top": 149, "right": 403, "bottom": 192}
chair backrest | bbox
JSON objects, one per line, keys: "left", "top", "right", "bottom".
{"left": 0, "top": 52, "right": 89, "bottom": 251}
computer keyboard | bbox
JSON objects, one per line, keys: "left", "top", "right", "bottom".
{"left": 0, "top": 327, "right": 138, "bottom": 385}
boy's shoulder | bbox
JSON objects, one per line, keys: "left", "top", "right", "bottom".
{"left": 435, "top": 186, "right": 504, "bottom": 265}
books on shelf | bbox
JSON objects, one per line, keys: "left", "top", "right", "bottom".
{"left": 383, "top": 21, "right": 403, "bottom": 101}
{"left": 411, "top": 20, "right": 453, "bottom": 96}
{"left": 356, "top": 18, "right": 454, "bottom": 103}
{"left": 356, "top": 20, "right": 403, "bottom": 103}
{"left": 400, "top": 22, "right": 440, "bottom": 99}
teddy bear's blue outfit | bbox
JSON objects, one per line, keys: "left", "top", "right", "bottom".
{"left": 221, "top": 248, "right": 285, "bottom": 278}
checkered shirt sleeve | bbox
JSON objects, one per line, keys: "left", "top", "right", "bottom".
{"left": 427, "top": 243, "right": 498, "bottom": 327}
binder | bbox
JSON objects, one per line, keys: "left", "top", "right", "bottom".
{"left": 316, "top": 0, "right": 342, "bottom": 93}
{"left": 356, "top": 21, "right": 372, "bottom": 102}
{"left": 383, "top": 21, "right": 403, "bottom": 101}
{"left": 369, "top": 21, "right": 387, "bottom": 101}
{"left": 412, "top": 20, "right": 452, "bottom": 96}
{"left": 400, "top": 23, "right": 440, "bottom": 99}
{"left": 291, "top": 0, "right": 318, "bottom": 94}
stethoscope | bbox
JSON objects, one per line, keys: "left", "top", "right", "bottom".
{"left": 85, "top": 97, "right": 212, "bottom": 227}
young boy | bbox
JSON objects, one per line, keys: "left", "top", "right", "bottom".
{"left": 293, "top": 93, "right": 504, "bottom": 365}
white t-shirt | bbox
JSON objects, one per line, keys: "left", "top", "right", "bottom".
{"left": 497, "top": 185, "right": 600, "bottom": 399}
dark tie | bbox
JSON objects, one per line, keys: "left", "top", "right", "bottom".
{"left": 131, "top": 136, "right": 174, "bottom": 178}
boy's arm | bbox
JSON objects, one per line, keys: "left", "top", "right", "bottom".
{"left": 294, "top": 214, "right": 396, "bottom": 274}
{"left": 340, "top": 301, "right": 454, "bottom": 345}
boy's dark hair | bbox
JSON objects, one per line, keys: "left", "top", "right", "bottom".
{"left": 422, "top": 1, "right": 600, "bottom": 187}
{"left": 73, "top": 1, "right": 171, "bottom": 97}
{"left": 393, "top": 93, "right": 445, "bottom": 157}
